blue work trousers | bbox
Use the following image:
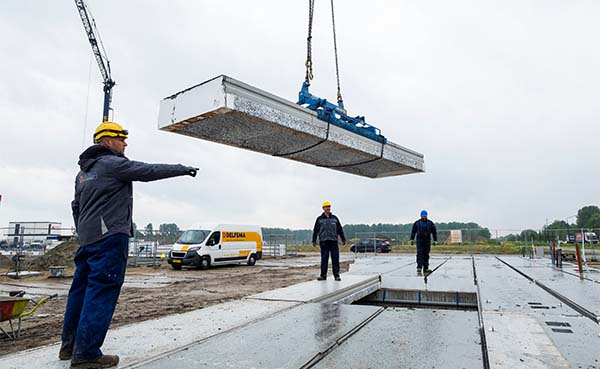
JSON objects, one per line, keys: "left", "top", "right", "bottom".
{"left": 320, "top": 240, "right": 340, "bottom": 277}
{"left": 416, "top": 240, "right": 431, "bottom": 270}
{"left": 61, "top": 233, "right": 129, "bottom": 361}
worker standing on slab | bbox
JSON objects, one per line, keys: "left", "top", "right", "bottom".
{"left": 60, "top": 122, "right": 198, "bottom": 369}
{"left": 312, "top": 201, "right": 346, "bottom": 281}
{"left": 410, "top": 210, "right": 437, "bottom": 275}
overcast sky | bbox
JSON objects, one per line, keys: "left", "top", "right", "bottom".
{"left": 1, "top": 0, "right": 598, "bottom": 235}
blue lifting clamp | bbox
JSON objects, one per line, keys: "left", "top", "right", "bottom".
{"left": 297, "top": 81, "right": 386, "bottom": 144}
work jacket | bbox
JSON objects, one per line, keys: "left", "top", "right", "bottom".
{"left": 410, "top": 219, "right": 438, "bottom": 243}
{"left": 72, "top": 145, "right": 191, "bottom": 246}
{"left": 312, "top": 213, "right": 346, "bottom": 244}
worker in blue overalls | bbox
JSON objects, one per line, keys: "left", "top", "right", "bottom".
{"left": 410, "top": 210, "right": 438, "bottom": 275}
{"left": 312, "top": 201, "right": 346, "bottom": 281}
{"left": 60, "top": 122, "right": 198, "bottom": 369}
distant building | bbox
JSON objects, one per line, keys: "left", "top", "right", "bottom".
{"left": 6, "top": 221, "right": 63, "bottom": 245}
{"left": 448, "top": 229, "right": 463, "bottom": 244}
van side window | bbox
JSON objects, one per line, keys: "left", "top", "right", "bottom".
{"left": 206, "top": 231, "right": 221, "bottom": 246}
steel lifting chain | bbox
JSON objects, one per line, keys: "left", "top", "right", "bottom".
{"left": 330, "top": 0, "right": 343, "bottom": 105}
{"left": 305, "top": 0, "right": 315, "bottom": 84}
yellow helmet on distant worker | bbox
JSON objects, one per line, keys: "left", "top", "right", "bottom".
{"left": 93, "top": 122, "right": 128, "bottom": 143}
{"left": 322, "top": 201, "right": 331, "bottom": 208}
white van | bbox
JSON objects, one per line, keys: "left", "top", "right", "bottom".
{"left": 167, "top": 224, "right": 263, "bottom": 270}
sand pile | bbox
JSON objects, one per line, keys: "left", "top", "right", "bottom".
{"left": 28, "top": 241, "right": 80, "bottom": 270}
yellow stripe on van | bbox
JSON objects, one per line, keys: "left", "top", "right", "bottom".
{"left": 222, "top": 231, "right": 262, "bottom": 252}
{"left": 239, "top": 250, "right": 250, "bottom": 257}
{"left": 181, "top": 245, "right": 190, "bottom": 251}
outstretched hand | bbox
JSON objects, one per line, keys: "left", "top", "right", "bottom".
{"left": 187, "top": 167, "right": 200, "bottom": 177}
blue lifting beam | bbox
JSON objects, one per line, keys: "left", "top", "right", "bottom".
{"left": 297, "top": 81, "right": 386, "bottom": 144}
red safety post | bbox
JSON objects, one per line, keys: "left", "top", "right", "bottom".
{"left": 551, "top": 240, "right": 557, "bottom": 265}
{"left": 575, "top": 242, "right": 583, "bottom": 275}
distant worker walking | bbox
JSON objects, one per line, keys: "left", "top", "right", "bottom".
{"left": 410, "top": 210, "right": 437, "bottom": 275}
{"left": 61, "top": 122, "right": 198, "bottom": 369}
{"left": 312, "top": 201, "right": 346, "bottom": 281}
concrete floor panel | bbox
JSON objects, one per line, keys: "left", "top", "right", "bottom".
{"left": 138, "top": 303, "right": 382, "bottom": 369}
{"left": 157, "top": 75, "right": 424, "bottom": 178}
{"left": 312, "top": 308, "right": 482, "bottom": 369}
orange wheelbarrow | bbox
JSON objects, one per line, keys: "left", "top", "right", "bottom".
{"left": 0, "top": 292, "right": 58, "bottom": 340}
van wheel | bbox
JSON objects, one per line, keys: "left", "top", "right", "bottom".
{"left": 172, "top": 264, "right": 182, "bottom": 270}
{"left": 247, "top": 254, "right": 256, "bottom": 266}
{"left": 199, "top": 257, "right": 210, "bottom": 270}
{"left": 376, "top": 247, "right": 382, "bottom": 253}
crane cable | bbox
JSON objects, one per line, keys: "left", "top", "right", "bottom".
{"left": 304, "top": 0, "right": 315, "bottom": 85}
{"left": 329, "top": 0, "right": 343, "bottom": 105}
{"left": 304, "top": 0, "right": 344, "bottom": 106}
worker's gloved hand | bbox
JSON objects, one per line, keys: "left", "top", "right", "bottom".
{"left": 312, "top": 242, "right": 317, "bottom": 247}
{"left": 342, "top": 241, "right": 346, "bottom": 245}
{"left": 410, "top": 240, "right": 415, "bottom": 246}
{"left": 187, "top": 167, "right": 200, "bottom": 177}
{"left": 433, "top": 241, "right": 438, "bottom": 246}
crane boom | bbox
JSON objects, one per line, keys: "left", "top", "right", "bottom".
{"left": 74, "top": 0, "right": 115, "bottom": 122}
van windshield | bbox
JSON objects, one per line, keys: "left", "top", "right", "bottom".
{"left": 176, "top": 230, "right": 211, "bottom": 245}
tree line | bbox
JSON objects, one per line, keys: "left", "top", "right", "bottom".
{"left": 263, "top": 222, "right": 491, "bottom": 243}
{"left": 502, "top": 205, "right": 600, "bottom": 242}
{"left": 132, "top": 204, "right": 600, "bottom": 244}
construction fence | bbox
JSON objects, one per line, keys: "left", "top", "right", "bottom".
{"left": 2, "top": 226, "right": 599, "bottom": 258}
{"left": 261, "top": 228, "right": 600, "bottom": 246}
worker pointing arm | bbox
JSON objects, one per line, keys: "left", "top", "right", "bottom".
{"left": 61, "top": 122, "right": 197, "bottom": 368}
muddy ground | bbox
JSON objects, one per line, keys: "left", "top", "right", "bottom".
{"left": 0, "top": 255, "right": 351, "bottom": 356}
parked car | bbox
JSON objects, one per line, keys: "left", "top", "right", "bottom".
{"left": 350, "top": 239, "right": 392, "bottom": 253}
{"left": 565, "top": 232, "right": 599, "bottom": 244}
{"left": 565, "top": 235, "right": 577, "bottom": 244}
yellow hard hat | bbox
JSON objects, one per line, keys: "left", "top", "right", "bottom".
{"left": 93, "top": 122, "right": 128, "bottom": 143}
{"left": 322, "top": 201, "right": 331, "bottom": 208}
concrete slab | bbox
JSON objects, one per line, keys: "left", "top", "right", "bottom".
{"left": 379, "top": 256, "right": 476, "bottom": 292}
{"left": 484, "top": 312, "right": 570, "bottom": 369}
{"left": 248, "top": 274, "right": 379, "bottom": 303}
{"left": 475, "top": 257, "right": 600, "bottom": 369}
{"left": 137, "top": 303, "right": 383, "bottom": 369}
{"left": 347, "top": 255, "right": 415, "bottom": 275}
{"left": 257, "top": 254, "right": 355, "bottom": 269}
{"left": 313, "top": 308, "right": 482, "bottom": 369}
{"left": 0, "top": 299, "right": 298, "bottom": 369}
{"left": 475, "top": 257, "right": 573, "bottom": 316}
{"left": 0, "top": 280, "right": 71, "bottom": 297}
{"left": 157, "top": 75, "right": 425, "bottom": 178}
{"left": 499, "top": 256, "right": 600, "bottom": 320}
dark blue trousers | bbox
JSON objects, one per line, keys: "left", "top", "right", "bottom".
{"left": 320, "top": 240, "right": 340, "bottom": 277}
{"left": 61, "top": 233, "right": 129, "bottom": 361}
{"left": 416, "top": 240, "right": 431, "bottom": 270}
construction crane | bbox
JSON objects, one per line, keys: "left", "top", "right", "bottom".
{"left": 74, "top": 0, "right": 115, "bottom": 122}
{"left": 297, "top": 0, "right": 386, "bottom": 143}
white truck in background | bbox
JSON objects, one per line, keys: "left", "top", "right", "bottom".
{"left": 167, "top": 224, "right": 263, "bottom": 270}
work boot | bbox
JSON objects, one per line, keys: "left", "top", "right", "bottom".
{"left": 71, "top": 354, "right": 119, "bottom": 369}
{"left": 58, "top": 344, "right": 72, "bottom": 360}
{"left": 317, "top": 276, "right": 326, "bottom": 281}
{"left": 334, "top": 275, "right": 341, "bottom": 281}
{"left": 417, "top": 267, "right": 422, "bottom": 275}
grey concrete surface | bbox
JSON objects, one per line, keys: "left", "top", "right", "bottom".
{"left": 312, "top": 308, "right": 482, "bottom": 369}
{"left": 138, "top": 303, "right": 382, "bottom": 369}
